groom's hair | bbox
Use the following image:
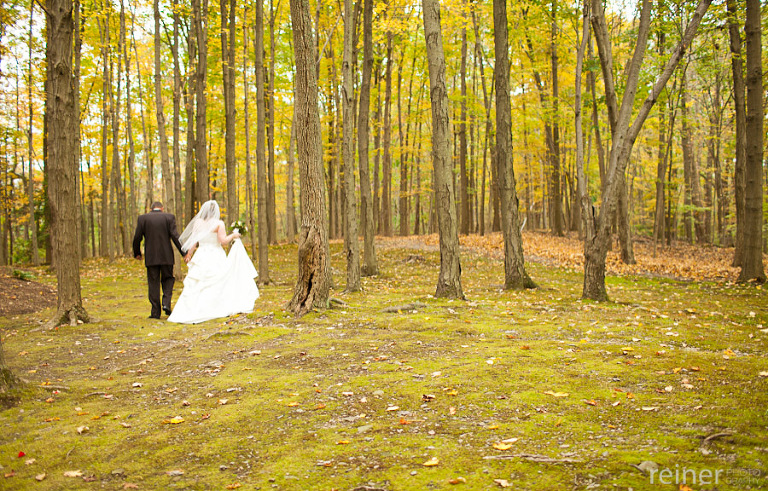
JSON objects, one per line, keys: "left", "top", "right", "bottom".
{"left": 151, "top": 201, "right": 163, "bottom": 210}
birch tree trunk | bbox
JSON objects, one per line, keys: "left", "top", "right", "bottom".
{"left": 342, "top": 0, "right": 361, "bottom": 291}
{"left": 494, "top": 0, "right": 535, "bottom": 290}
{"left": 423, "top": 0, "right": 464, "bottom": 299}
{"left": 288, "top": 0, "right": 331, "bottom": 315}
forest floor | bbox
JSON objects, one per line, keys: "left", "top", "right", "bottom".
{"left": 1, "top": 233, "right": 767, "bottom": 490}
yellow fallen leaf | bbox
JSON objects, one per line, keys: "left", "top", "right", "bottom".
{"left": 543, "top": 391, "right": 569, "bottom": 398}
{"left": 218, "top": 399, "right": 229, "bottom": 405}
{"left": 63, "top": 470, "right": 83, "bottom": 478}
{"left": 287, "top": 402, "right": 299, "bottom": 407}
{"left": 336, "top": 440, "right": 350, "bottom": 445}
{"left": 163, "top": 416, "right": 185, "bottom": 424}
{"left": 226, "top": 483, "right": 241, "bottom": 489}
{"left": 448, "top": 477, "right": 466, "bottom": 484}
{"left": 492, "top": 442, "right": 513, "bottom": 451}
{"left": 446, "top": 389, "right": 458, "bottom": 396}
{"left": 76, "top": 426, "right": 89, "bottom": 434}
{"left": 423, "top": 457, "right": 439, "bottom": 467}
{"left": 386, "top": 406, "right": 400, "bottom": 411}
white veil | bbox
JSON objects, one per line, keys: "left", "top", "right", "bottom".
{"left": 179, "top": 200, "right": 221, "bottom": 252}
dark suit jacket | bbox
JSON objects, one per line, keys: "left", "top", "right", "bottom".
{"left": 132, "top": 210, "right": 184, "bottom": 266}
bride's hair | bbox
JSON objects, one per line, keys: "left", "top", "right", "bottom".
{"left": 179, "top": 200, "right": 221, "bottom": 252}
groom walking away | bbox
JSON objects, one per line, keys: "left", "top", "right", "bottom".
{"left": 133, "top": 202, "right": 184, "bottom": 319}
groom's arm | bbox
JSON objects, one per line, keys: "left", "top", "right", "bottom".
{"left": 169, "top": 214, "right": 184, "bottom": 255}
{"left": 132, "top": 216, "right": 144, "bottom": 259}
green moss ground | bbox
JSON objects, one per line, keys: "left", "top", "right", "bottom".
{"left": 1, "top": 241, "right": 766, "bottom": 490}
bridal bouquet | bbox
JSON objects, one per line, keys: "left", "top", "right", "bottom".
{"left": 230, "top": 220, "right": 248, "bottom": 234}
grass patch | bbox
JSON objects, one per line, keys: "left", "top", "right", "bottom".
{"left": 1, "top": 239, "right": 767, "bottom": 490}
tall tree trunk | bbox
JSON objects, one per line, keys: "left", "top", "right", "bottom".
{"left": 342, "top": 0, "right": 361, "bottom": 291}
{"left": 28, "top": 2, "right": 40, "bottom": 266}
{"left": 193, "top": 0, "right": 209, "bottom": 206}
{"left": 652, "top": 31, "right": 667, "bottom": 252}
{"left": 111, "top": 13, "right": 129, "bottom": 255}
{"left": 381, "top": 33, "right": 393, "bottom": 237}
{"left": 286, "top": 113, "right": 298, "bottom": 238}
{"left": 221, "top": 0, "right": 238, "bottom": 220}
{"left": 172, "top": 0, "right": 183, "bottom": 221}
{"left": 255, "top": 0, "right": 271, "bottom": 283}
{"left": 372, "top": 72, "right": 381, "bottom": 233}
{"left": 413, "top": 120, "right": 423, "bottom": 235}
{"left": 738, "top": 0, "right": 765, "bottom": 282}
{"left": 98, "top": 10, "right": 112, "bottom": 258}
{"left": 288, "top": 0, "right": 331, "bottom": 315}
{"left": 549, "top": 0, "right": 563, "bottom": 237}
{"left": 423, "top": 0, "right": 464, "bottom": 299}
{"left": 154, "top": 0, "right": 174, "bottom": 214}
{"left": 681, "top": 73, "right": 706, "bottom": 244}
{"left": 357, "top": 0, "right": 378, "bottom": 275}
{"left": 244, "top": 19, "right": 256, "bottom": 255}
{"left": 584, "top": 0, "right": 710, "bottom": 300}
{"left": 494, "top": 0, "right": 535, "bottom": 290}
{"left": 575, "top": 0, "right": 595, "bottom": 263}
{"left": 121, "top": 0, "right": 137, "bottom": 238}
{"left": 184, "top": 11, "right": 197, "bottom": 222}
{"left": 728, "top": 0, "right": 746, "bottom": 266}
{"left": 459, "top": 26, "right": 469, "bottom": 235}
{"left": 47, "top": 0, "right": 90, "bottom": 326}
{"left": 267, "top": 0, "right": 278, "bottom": 244}
{"left": 131, "top": 10, "right": 153, "bottom": 211}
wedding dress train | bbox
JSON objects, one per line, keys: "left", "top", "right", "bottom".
{"left": 168, "top": 232, "right": 259, "bottom": 324}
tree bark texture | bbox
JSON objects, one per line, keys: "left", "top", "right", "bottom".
{"left": 287, "top": 0, "right": 331, "bottom": 315}
{"left": 738, "top": 0, "right": 765, "bottom": 283}
{"left": 221, "top": 0, "right": 238, "bottom": 220}
{"left": 154, "top": 0, "right": 174, "bottom": 215}
{"left": 494, "top": 0, "right": 535, "bottom": 290}
{"left": 357, "top": 0, "right": 378, "bottom": 276}
{"left": 341, "top": 0, "right": 361, "bottom": 292}
{"left": 423, "top": 0, "right": 464, "bottom": 299}
{"left": 193, "top": 0, "right": 209, "bottom": 206}
{"left": 728, "top": 0, "right": 746, "bottom": 266}
{"left": 46, "top": 0, "right": 90, "bottom": 325}
{"left": 255, "top": 0, "right": 270, "bottom": 283}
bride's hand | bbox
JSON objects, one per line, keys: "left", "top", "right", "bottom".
{"left": 232, "top": 231, "right": 241, "bottom": 240}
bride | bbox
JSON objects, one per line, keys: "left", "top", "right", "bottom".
{"left": 168, "top": 200, "right": 259, "bottom": 324}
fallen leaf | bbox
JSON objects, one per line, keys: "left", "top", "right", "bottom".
{"left": 641, "top": 407, "right": 659, "bottom": 412}
{"left": 163, "top": 416, "right": 185, "bottom": 424}
{"left": 422, "top": 394, "right": 436, "bottom": 402}
{"left": 25, "top": 459, "right": 35, "bottom": 465}
{"left": 219, "top": 399, "right": 229, "bottom": 405}
{"left": 386, "top": 406, "right": 400, "bottom": 411}
{"left": 17, "top": 451, "right": 25, "bottom": 458}
{"left": 543, "top": 391, "right": 569, "bottom": 398}
{"left": 422, "top": 457, "right": 439, "bottom": 467}
{"left": 165, "top": 470, "right": 185, "bottom": 476}
{"left": 449, "top": 406, "right": 456, "bottom": 415}
{"left": 63, "top": 470, "right": 83, "bottom": 478}
{"left": 336, "top": 440, "right": 350, "bottom": 445}
{"left": 226, "top": 483, "right": 241, "bottom": 489}
{"left": 287, "top": 402, "right": 299, "bottom": 407}
{"left": 34, "top": 473, "right": 46, "bottom": 481}
{"left": 492, "top": 442, "right": 513, "bottom": 451}
{"left": 585, "top": 399, "right": 597, "bottom": 406}
{"left": 494, "top": 479, "right": 511, "bottom": 487}
{"left": 122, "top": 484, "right": 139, "bottom": 489}
{"left": 76, "top": 426, "right": 89, "bottom": 434}
{"left": 448, "top": 477, "right": 467, "bottom": 484}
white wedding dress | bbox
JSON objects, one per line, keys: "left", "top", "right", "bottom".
{"left": 168, "top": 231, "right": 259, "bottom": 324}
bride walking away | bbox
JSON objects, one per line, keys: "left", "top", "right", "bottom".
{"left": 168, "top": 200, "right": 259, "bottom": 324}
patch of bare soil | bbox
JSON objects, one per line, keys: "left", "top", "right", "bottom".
{"left": 0, "top": 268, "right": 56, "bottom": 317}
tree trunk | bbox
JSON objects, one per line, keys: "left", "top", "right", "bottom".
{"left": 288, "top": 0, "right": 331, "bottom": 315}
{"left": 372, "top": 72, "right": 381, "bottom": 233}
{"left": 244, "top": 21, "right": 256, "bottom": 255}
{"left": 255, "top": 0, "right": 271, "bottom": 283}
{"left": 549, "top": 0, "right": 563, "bottom": 237}
{"left": 184, "top": 10, "right": 197, "bottom": 222}
{"left": 110, "top": 13, "right": 129, "bottom": 255}
{"left": 98, "top": 11, "right": 112, "bottom": 258}
{"left": 681, "top": 74, "right": 706, "bottom": 244}
{"left": 154, "top": 0, "right": 173, "bottom": 217}
{"left": 728, "top": 0, "right": 746, "bottom": 266}
{"left": 221, "top": 0, "right": 238, "bottom": 220}
{"left": 193, "top": 0, "right": 209, "bottom": 206}
{"left": 423, "top": 0, "right": 464, "bottom": 299}
{"left": 286, "top": 114, "right": 298, "bottom": 239}
{"left": 584, "top": 0, "right": 710, "bottom": 300}
{"left": 381, "top": 33, "right": 393, "bottom": 237}
{"left": 357, "top": 0, "right": 378, "bottom": 275}
{"left": 267, "top": 0, "right": 278, "bottom": 244}
{"left": 172, "top": 0, "right": 183, "bottom": 221}
{"left": 494, "top": 0, "right": 535, "bottom": 290}
{"left": 47, "top": 0, "right": 90, "bottom": 326}
{"left": 131, "top": 11, "right": 153, "bottom": 211}
{"left": 342, "top": 0, "right": 361, "bottom": 291}
{"left": 617, "top": 174, "right": 634, "bottom": 263}
{"left": 120, "top": 0, "right": 137, "bottom": 238}
{"left": 28, "top": 2, "right": 40, "bottom": 266}
{"left": 575, "top": 0, "right": 595, "bottom": 264}
{"left": 737, "top": 0, "right": 765, "bottom": 282}
{"left": 459, "top": 26, "right": 470, "bottom": 235}
{"left": 652, "top": 43, "right": 667, "bottom": 251}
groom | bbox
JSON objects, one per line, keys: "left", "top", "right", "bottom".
{"left": 133, "top": 201, "right": 184, "bottom": 319}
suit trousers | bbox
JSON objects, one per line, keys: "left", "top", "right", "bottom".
{"left": 146, "top": 265, "right": 175, "bottom": 317}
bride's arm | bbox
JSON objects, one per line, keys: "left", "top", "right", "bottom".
{"left": 217, "top": 221, "right": 241, "bottom": 245}
{"left": 183, "top": 243, "right": 197, "bottom": 263}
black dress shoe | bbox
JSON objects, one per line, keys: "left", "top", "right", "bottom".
{"left": 163, "top": 307, "right": 172, "bottom": 316}
{"left": 149, "top": 315, "right": 161, "bottom": 319}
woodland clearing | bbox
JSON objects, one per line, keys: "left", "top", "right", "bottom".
{"left": 0, "top": 234, "right": 766, "bottom": 490}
